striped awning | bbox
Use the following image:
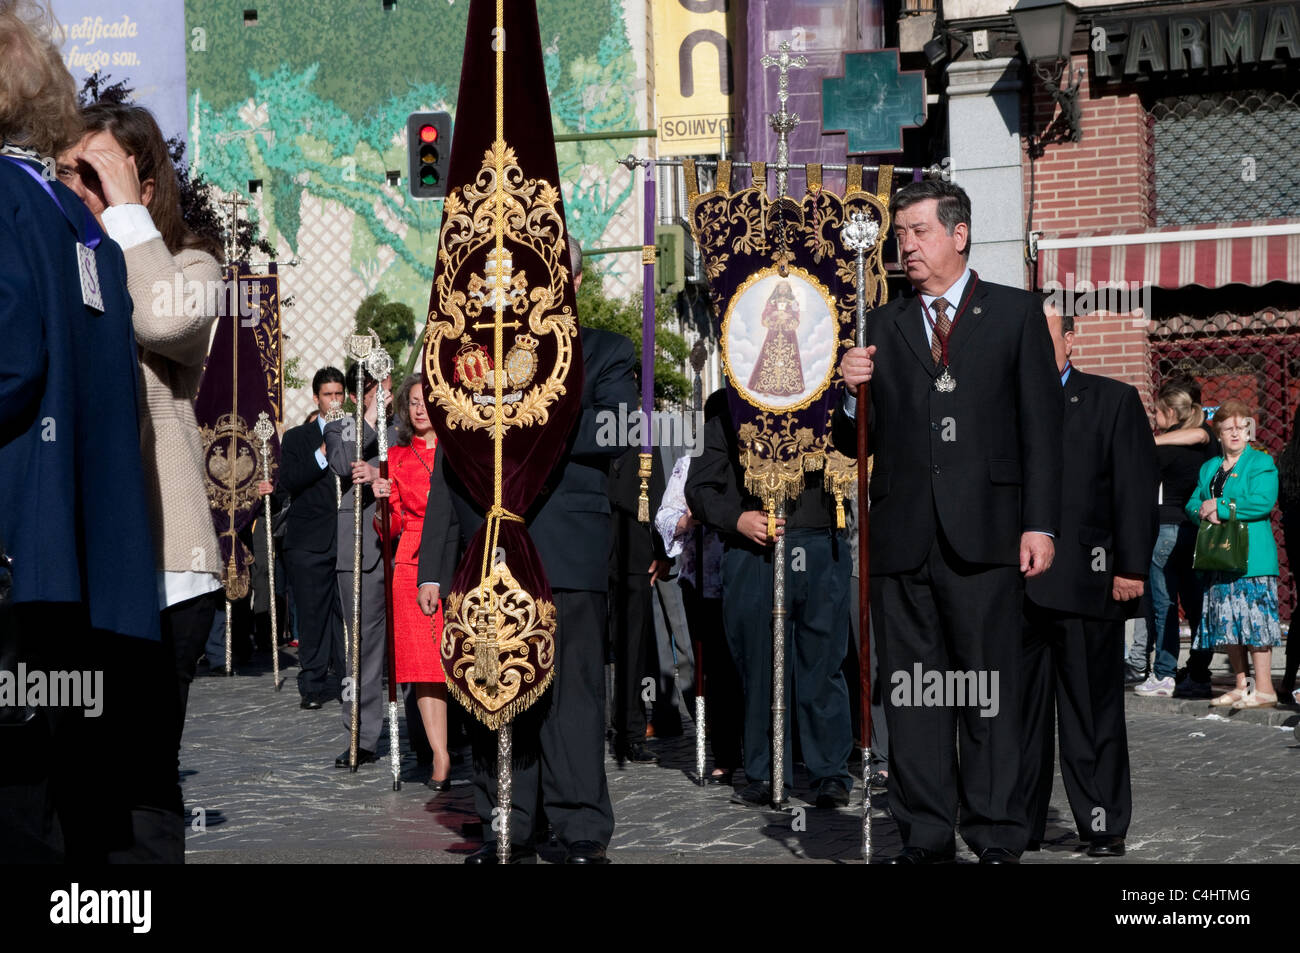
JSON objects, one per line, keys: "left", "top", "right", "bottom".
{"left": 1035, "top": 219, "right": 1300, "bottom": 290}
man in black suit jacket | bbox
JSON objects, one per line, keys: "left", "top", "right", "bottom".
{"left": 1021, "top": 302, "right": 1157, "bottom": 858}
{"left": 419, "top": 260, "right": 639, "bottom": 864}
{"left": 280, "top": 368, "right": 347, "bottom": 709}
{"left": 834, "top": 180, "right": 1063, "bottom": 863}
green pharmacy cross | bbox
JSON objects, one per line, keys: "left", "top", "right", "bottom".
{"left": 822, "top": 50, "right": 928, "bottom": 155}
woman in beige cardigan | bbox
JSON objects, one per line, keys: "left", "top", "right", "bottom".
{"left": 58, "top": 103, "right": 225, "bottom": 726}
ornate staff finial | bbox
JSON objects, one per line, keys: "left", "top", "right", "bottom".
{"left": 760, "top": 41, "right": 808, "bottom": 199}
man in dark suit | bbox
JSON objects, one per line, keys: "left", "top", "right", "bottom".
{"left": 1021, "top": 301, "right": 1157, "bottom": 859}
{"left": 687, "top": 404, "right": 855, "bottom": 809}
{"left": 325, "top": 363, "right": 394, "bottom": 767}
{"left": 419, "top": 240, "right": 638, "bottom": 863}
{"left": 1, "top": 21, "right": 165, "bottom": 860}
{"left": 280, "top": 367, "right": 347, "bottom": 710}
{"left": 834, "top": 179, "right": 1063, "bottom": 863}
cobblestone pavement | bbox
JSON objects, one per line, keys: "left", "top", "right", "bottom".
{"left": 181, "top": 653, "right": 1300, "bottom": 864}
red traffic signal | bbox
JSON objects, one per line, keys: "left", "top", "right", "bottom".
{"left": 407, "top": 112, "right": 451, "bottom": 199}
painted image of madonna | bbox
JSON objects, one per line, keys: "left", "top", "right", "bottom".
{"left": 724, "top": 269, "right": 836, "bottom": 412}
{"left": 747, "top": 279, "right": 804, "bottom": 397}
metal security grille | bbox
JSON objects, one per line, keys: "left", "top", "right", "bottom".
{"left": 1151, "top": 90, "right": 1300, "bottom": 226}
{"left": 1150, "top": 306, "right": 1300, "bottom": 620}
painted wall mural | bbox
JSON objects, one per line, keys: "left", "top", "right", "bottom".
{"left": 184, "top": 0, "right": 646, "bottom": 419}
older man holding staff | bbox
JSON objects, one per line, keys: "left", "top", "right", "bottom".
{"left": 832, "top": 179, "right": 1063, "bottom": 864}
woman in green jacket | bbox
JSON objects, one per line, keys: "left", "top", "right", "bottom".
{"left": 1186, "top": 400, "right": 1282, "bottom": 709}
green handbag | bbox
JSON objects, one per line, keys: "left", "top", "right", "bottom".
{"left": 1193, "top": 502, "right": 1249, "bottom": 573}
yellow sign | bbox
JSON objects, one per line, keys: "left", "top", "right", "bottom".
{"left": 652, "top": 0, "right": 737, "bottom": 155}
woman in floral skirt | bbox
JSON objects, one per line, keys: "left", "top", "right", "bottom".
{"left": 1186, "top": 399, "right": 1282, "bottom": 709}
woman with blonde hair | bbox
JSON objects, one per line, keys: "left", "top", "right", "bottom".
{"left": 1187, "top": 400, "right": 1282, "bottom": 708}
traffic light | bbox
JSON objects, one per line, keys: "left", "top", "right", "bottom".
{"left": 655, "top": 224, "right": 686, "bottom": 294}
{"left": 407, "top": 111, "right": 451, "bottom": 199}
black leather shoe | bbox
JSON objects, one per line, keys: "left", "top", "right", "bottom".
{"left": 814, "top": 779, "right": 851, "bottom": 808}
{"left": 464, "top": 841, "right": 536, "bottom": 864}
{"left": 300, "top": 695, "right": 323, "bottom": 710}
{"left": 706, "top": 769, "right": 734, "bottom": 786}
{"left": 334, "top": 747, "right": 377, "bottom": 768}
{"left": 425, "top": 777, "right": 452, "bottom": 792}
{"left": 210, "top": 665, "right": 236, "bottom": 677}
{"left": 1025, "top": 840, "right": 1042, "bottom": 852}
{"left": 1087, "top": 836, "right": 1126, "bottom": 858}
{"left": 979, "top": 847, "right": 1020, "bottom": 864}
{"left": 564, "top": 840, "right": 610, "bottom": 864}
{"left": 616, "top": 742, "right": 658, "bottom": 765}
{"left": 868, "top": 769, "right": 889, "bottom": 793}
{"left": 730, "top": 781, "right": 774, "bottom": 807}
{"left": 884, "top": 845, "right": 956, "bottom": 865}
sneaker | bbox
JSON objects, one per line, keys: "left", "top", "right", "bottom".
{"left": 1134, "top": 675, "right": 1175, "bottom": 697}
{"left": 1172, "top": 675, "right": 1213, "bottom": 699}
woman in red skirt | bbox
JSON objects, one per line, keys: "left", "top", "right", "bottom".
{"left": 375, "top": 375, "right": 452, "bottom": 789}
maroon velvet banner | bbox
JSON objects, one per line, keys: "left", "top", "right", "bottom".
{"left": 422, "top": 0, "right": 583, "bottom": 728}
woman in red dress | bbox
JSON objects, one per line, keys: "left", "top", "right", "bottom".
{"left": 375, "top": 375, "right": 452, "bottom": 789}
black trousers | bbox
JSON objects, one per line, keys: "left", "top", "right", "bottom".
{"left": 871, "top": 531, "right": 1027, "bottom": 854}
{"left": 163, "top": 590, "right": 221, "bottom": 727}
{"left": 609, "top": 573, "right": 656, "bottom": 751}
{"left": 721, "top": 529, "right": 853, "bottom": 789}
{"left": 284, "top": 546, "right": 344, "bottom": 698}
{"left": 0, "top": 604, "right": 184, "bottom": 863}
{"left": 1022, "top": 601, "right": 1132, "bottom": 842}
{"left": 471, "top": 589, "right": 614, "bottom": 847}
{"left": 681, "top": 583, "right": 743, "bottom": 772}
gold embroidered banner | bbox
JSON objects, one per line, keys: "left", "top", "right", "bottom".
{"left": 687, "top": 163, "right": 890, "bottom": 524}
{"left": 421, "top": 0, "right": 582, "bottom": 729}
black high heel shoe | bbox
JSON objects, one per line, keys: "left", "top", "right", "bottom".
{"left": 425, "top": 776, "right": 452, "bottom": 792}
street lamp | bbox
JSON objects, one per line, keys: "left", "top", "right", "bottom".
{"left": 1011, "top": 0, "right": 1083, "bottom": 143}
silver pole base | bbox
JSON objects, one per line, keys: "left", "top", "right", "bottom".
{"left": 224, "top": 598, "right": 233, "bottom": 676}
{"left": 389, "top": 700, "right": 401, "bottom": 790}
{"left": 861, "top": 745, "right": 872, "bottom": 862}
{"left": 497, "top": 724, "right": 513, "bottom": 864}
{"left": 695, "top": 695, "right": 706, "bottom": 784}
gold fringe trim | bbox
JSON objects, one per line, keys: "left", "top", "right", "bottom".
{"left": 751, "top": 161, "right": 766, "bottom": 192}
{"left": 717, "top": 159, "right": 731, "bottom": 193}
{"left": 447, "top": 666, "right": 556, "bottom": 732}
{"left": 806, "top": 163, "right": 822, "bottom": 191}
{"left": 683, "top": 158, "right": 699, "bottom": 201}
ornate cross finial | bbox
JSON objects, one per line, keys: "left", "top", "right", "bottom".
{"left": 760, "top": 41, "right": 808, "bottom": 198}
{"left": 221, "top": 191, "right": 252, "bottom": 265}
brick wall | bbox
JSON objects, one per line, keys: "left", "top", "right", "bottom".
{"left": 1022, "top": 53, "right": 1155, "bottom": 403}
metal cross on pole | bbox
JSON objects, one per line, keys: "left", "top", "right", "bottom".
{"left": 760, "top": 41, "right": 808, "bottom": 200}
{"left": 221, "top": 192, "right": 252, "bottom": 265}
